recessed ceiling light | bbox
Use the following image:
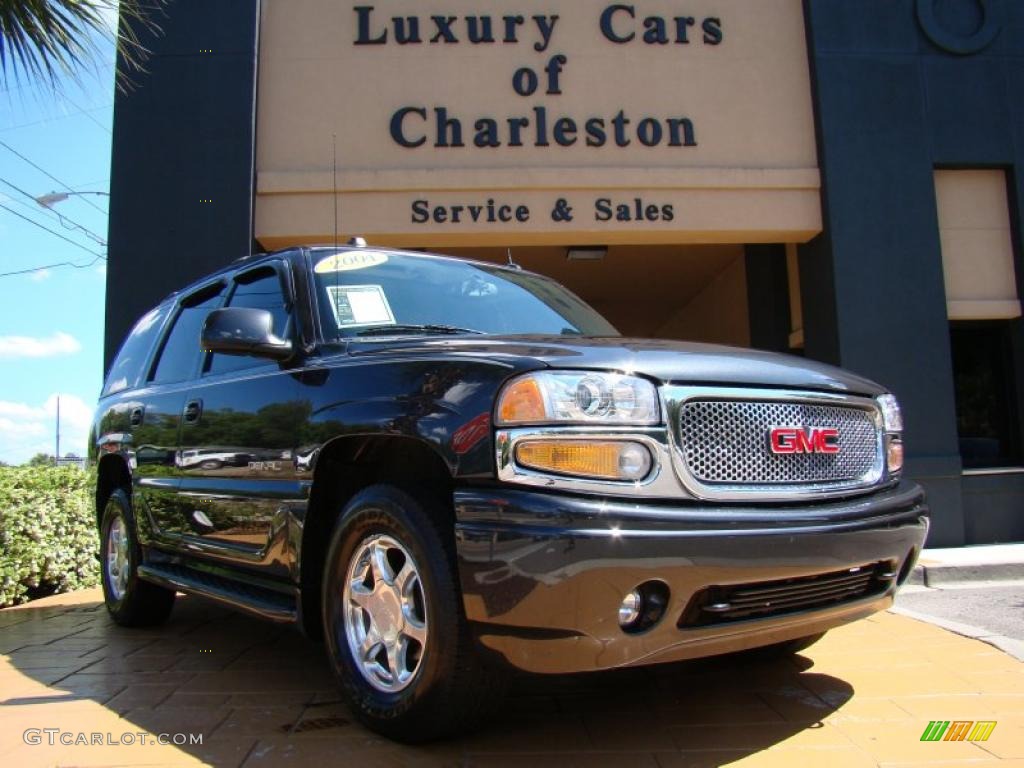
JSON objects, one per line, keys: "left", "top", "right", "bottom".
{"left": 566, "top": 247, "right": 607, "bottom": 261}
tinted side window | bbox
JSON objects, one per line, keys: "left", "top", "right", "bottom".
{"left": 207, "top": 267, "right": 292, "bottom": 375}
{"left": 150, "top": 285, "right": 225, "bottom": 384}
{"left": 103, "top": 304, "right": 170, "bottom": 396}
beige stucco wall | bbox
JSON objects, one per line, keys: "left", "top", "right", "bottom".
{"left": 654, "top": 254, "right": 750, "bottom": 346}
{"left": 255, "top": 0, "right": 822, "bottom": 249}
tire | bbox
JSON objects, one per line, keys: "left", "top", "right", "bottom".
{"left": 735, "top": 632, "right": 827, "bottom": 661}
{"left": 322, "top": 484, "right": 505, "bottom": 742}
{"left": 100, "top": 488, "right": 176, "bottom": 627}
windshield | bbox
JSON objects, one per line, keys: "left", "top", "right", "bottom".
{"left": 310, "top": 249, "right": 618, "bottom": 340}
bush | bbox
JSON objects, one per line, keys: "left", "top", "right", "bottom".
{"left": 0, "top": 466, "right": 99, "bottom": 608}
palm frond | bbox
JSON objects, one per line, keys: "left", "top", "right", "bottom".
{"left": 0, "top": 0, "right": 166, "bottom": 92}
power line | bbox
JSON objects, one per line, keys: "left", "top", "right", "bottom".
{"left": 0, "top": 202, "right": 105, "bottom": 260}
{"left": 0, "top": 176, "right": 107, "bottom": 244}
{"left": 0, "top": 56, "right": 114, "bottom": 97}
{"left": 60, "top": 93, "right": 112, "bottom": 135}
{"left": 0, "top": 103, "right": 112, "bottom": 135}
{"left": 0, "top": 175, "right": 107, "bottom": 245}
{"left": 0, "top": 252, "right": 106, "bottom": 279}
{"left": 0, "top": 139, "right": 107, "bottom": 215}
{"left": 0, "top": 192, "right": 101, "bottom": 246}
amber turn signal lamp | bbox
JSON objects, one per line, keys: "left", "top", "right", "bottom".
{"left": 887, "top": 438, "right": 904, "bottom": 474}
{"left": 515, "top": 440, "right": 651, "bottom": 481}
{"left": 497, "top": 377, "right": 546, "bottom": 424}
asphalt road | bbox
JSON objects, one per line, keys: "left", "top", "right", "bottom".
{"left": 895, "top": 581, "right": 1024, "bottom": 645}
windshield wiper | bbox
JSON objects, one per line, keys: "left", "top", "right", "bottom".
{"left": 355, "top": 323, "right": 484, "bottom": 337}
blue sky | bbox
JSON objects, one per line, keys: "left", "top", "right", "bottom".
{"left": 0, "top": 29, "right": 115, "bottom": 464}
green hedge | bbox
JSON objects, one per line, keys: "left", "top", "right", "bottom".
{"left": 0, "top": 466, "right": 99, "bottom": 608}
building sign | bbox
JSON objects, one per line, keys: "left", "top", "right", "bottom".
{"left": 255, "top": 0, "right": 821, "bottom": 248}
{"left": 358, "top": 5, "right": 711, "bottom": 151}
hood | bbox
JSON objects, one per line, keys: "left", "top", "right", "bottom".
{"left": 342, "top": 336, "right": 887, "bottom": 396}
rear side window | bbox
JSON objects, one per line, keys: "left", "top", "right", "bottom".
{"left": 207, "top": 266, "right": 292, "bottom": 376}
{"left": 150, "top": 284, "right": 225, "bottom": 385}
{"left": 103, "top": 304, "right": 170, "bottom": 396}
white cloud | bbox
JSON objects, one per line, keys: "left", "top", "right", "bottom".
{"left": 0, "top": 394, "right": 94, "bottom": 464}
{"left": 0, "top": 332, "right": 81, "bottom": 359}
{"left": 29, "top": 269, "right": 52, "bottom": 282}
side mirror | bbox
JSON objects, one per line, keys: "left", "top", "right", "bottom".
{"left": 201, "top": 307, "right": 293, "bottom": 362}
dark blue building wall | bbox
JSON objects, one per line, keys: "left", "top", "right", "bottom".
{"left": 800, "top": 0, "right": 1024, "bottom": 545}
{"left": 105, "top": 0, "right": 261, "bottom": 370}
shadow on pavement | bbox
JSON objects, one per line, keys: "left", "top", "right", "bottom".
{"left": 1, "top": 591, "right": 854, "bottom": 766}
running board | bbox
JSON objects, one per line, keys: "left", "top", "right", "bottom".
{"left": 137, "top": 563, "right": 297, "bottom": 623}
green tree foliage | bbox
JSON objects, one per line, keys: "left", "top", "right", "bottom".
{"left": 26, "top": 452, "right": 54, "bottom": 467}
{"left": 0, "top": 0, "right": 164, "bottom": 91}
{"left": 0, "top": 465, "right": 98, "bottom": 607}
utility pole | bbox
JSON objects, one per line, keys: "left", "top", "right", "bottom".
{"left": 55, "top": 395, "right": 60, "bottom": 465}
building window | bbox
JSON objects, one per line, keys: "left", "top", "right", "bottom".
{"left": 950, "top": 322, "right": 1021, "bottom": 469}
{"left": 935, "top": 169, "right": 1022, "bottom": 470}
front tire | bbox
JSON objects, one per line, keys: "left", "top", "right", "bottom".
{"left": 100, "top": 488, "right": 176, "bottom": 627}
{"left": 322, "top": 484, "right": 504, "bottom": 742}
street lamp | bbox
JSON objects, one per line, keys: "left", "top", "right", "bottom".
{"left": 35, "top": 191, "right": 110, "bottom": 208}
{"left": 33, "top": 190, "right": 110, "bottom": 246}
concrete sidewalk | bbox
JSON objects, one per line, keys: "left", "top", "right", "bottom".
{"left": 0, "top": 588, "right": 1022, "bottom": 767}
{"left": 911, "top": 543, "right": 1024, "bottom": 586}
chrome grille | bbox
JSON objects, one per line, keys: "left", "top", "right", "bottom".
{"left": 678, "top": 399, "right": 880, "bottom": 488}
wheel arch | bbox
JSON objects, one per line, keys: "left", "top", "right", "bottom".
{"left": 95, "top": 453, "right": 132, "bottom": 530}
{"left": 299, "top": 434, "right": 455, "bottom": 639}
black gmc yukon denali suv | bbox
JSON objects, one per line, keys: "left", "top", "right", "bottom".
{"left": 91, "top": 243, "right": 928, "bottom": 741}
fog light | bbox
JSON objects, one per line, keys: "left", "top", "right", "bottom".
{"left": 617, "top": 581, "right": 670, "bottom": 634}
{"left": 516, "top": 440, "right": 652, "bottom": 481}
{"left": 618, "top": 590, "right": 642, "bottom": 627}
{"left": 618, "top": 443, "right": 652, "bottom": 480}
{"left": 887, "top": 438, "right": 904, "bottom": 473}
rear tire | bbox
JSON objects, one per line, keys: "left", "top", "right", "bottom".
{"left": 322, "top": 484, "right": 505, "bottom": 742}
{"left": 100, "top": 488, "right": 176, "bottom": 627}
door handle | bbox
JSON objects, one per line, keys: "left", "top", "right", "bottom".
{"left": 129, "top": 406, "right": 144, "bottom": 427}
{"left": 183, "top": 399, "right": 203, "bottom": 424}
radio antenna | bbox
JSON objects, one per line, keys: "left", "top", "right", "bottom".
{"left": 332, "top": 133, "right": 339, "bottom": 249}
{"left": 506, "top": 247, "right": 522, "bottom": 270}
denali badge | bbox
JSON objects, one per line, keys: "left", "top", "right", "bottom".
{"left": 770, "top": 427, "right": 840, "bottom": 455}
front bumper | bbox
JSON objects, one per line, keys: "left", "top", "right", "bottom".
{"left": 454, "top": 482, "right": 928, "bottom": 673}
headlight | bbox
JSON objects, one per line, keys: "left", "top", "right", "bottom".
{"left": 496, "top": 372, "right": 659, "bottom": 426}
{"left": 877, "top": 394, "right": 903, "bottom": 432}
{"left": 877, "top": 394, "right": 904, "bottom": 474}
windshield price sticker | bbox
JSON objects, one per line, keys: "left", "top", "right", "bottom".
{"left": 326, "top": 284, "right": 396, "bottom": 328}
{"left": 315, "top": 251, "right": 389, "bottom": 274}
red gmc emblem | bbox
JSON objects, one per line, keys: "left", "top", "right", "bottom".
{"left": 769, "top": 427, "right": 840, "bottom": 455}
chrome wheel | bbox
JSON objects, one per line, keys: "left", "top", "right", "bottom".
{"left": 106, "top": 515, "right": 130, "bottom": 601}
{"left": 343, "top": 534, "right": 428, "bottom": 693}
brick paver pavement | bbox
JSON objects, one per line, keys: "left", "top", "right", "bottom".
{"left": 0, "top": 588, "right": 1021, "bottom": 767}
